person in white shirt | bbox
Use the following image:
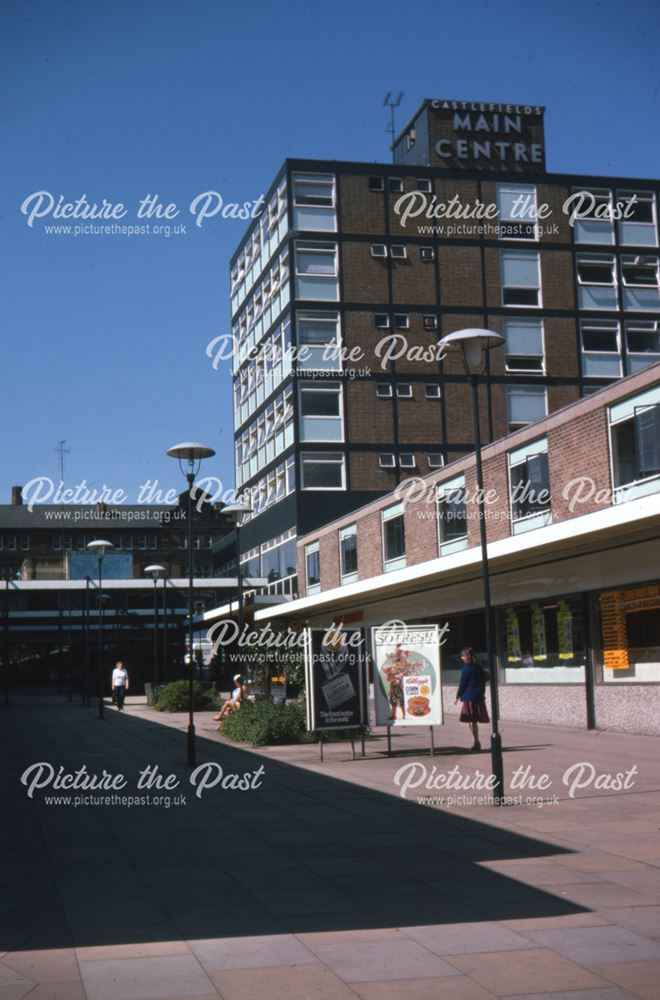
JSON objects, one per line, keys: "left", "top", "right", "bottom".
{"left": 111, "top": 661, "right": 129, "bottom": 710}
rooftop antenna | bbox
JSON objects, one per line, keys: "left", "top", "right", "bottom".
{"left": 383, "top": 92, "right": 404, "bottom": 146}
{"left": 55, "top": 439, "right": 70, "bottom": 482}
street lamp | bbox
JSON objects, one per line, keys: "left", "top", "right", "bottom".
{"left": 2, "top": 571, "right": 12, "bottom": 708}
{"left": 87, "top": 539, "right": 114, "bottom": 719}
{"left": 438, "top": 328, "right": 505, "bottom": 805}
{"left": 144, "top": 564, "right": 166, "bottom": 692}
{"left": 166, "top": 442, "right": 216, "bottom": 767}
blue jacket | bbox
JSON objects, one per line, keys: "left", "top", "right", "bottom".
{"left": 456, "top": 662, "right": 487, "bottom": 703}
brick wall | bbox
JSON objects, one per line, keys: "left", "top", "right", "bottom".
{"left": 297, "top": 363, "right": 660, "bottom": 595}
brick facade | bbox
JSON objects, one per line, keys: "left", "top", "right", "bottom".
{"left": 298, "top": 362, "right": 660, "bottom": 593}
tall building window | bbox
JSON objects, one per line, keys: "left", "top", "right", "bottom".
{"left": 621, "top": 255, "right": 660, "bottom": 311}
{"left": 572, "top": 188, "right": 615, "bottom": 245}
{"left": 259, "top": 529, "right": 297, "bottom": 585}
{"left": 301, "top": 452, "right": 345, "bottom": 490}
{"left": 296, "top": 311, "right": 341, "bottom": 371}
{"left": 382, "top": 502, "right": 405, "bottom": 572}
{"left": 339, "top": 524, "right": 358, "bottom": 584}
{"left": 305, "top": 541, "right": 321, "bottom": 595}
{"left": 500, "top": 250, "right": 541, "bottom": 306}
{"left": 508, "top": 438, "right": 551, "bottom": 534}
{"left": 299, "top": 383, "right": 344, "bottom": 441}
{"left": 496, "top": 183, "right": 538, "bottom": 240}
{"left": 506, "top": 385, "right": 547, "bottom": 431}
{"left": 292, "top": 172, "right": 336, "bottom": 232}
{"left": 625, "top": 320, "right": 660, "bottom": 373}
{"left": 609, "top": 387, "right": 660, "bottom": 502}
{"left": 295, "top": 242, "right": 339, "bottom": 301}
{"left": 580, "top": 320, "right": 622, "bottom": 377}
{"left": 618, "top": 191, "right": 657, "bottom": 247}
{"left": 576, "top": 254, "right": 617, "bottom": 309}
{"left": 437, "top": 475, "right": 468, "bottom": 555}
{"left": 503, "top": 318, "right": 545, "bottom": 373}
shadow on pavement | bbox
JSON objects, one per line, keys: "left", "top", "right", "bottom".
{"left": 0, "top": 695, "right": 586, "bottom": 952}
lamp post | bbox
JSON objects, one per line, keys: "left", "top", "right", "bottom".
{"left": 87, "top": 540, "right": 114, "bottom": 719}
{"left": 166, "top": 442, "right": 216, "bottom": 767}
{"left": 221, "top": 502, "right": 253, "bottom": 675}
{"left": 438, "top": 328, "right": 505, "bottom": 805}
{"left": 144, "top": 564, "right": 166, "bottom": 691}
{"left": 2, "top": 572, "right": 11, "bottom": 708}
{"left": 83, "top": 576, "right": 91, "bottom": 707}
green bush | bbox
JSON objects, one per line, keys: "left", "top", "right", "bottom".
{"left": 220, "top": 700, "right": 310, "bottom": 746}
{"left": 155, "top": 680, "right": 217, "bottom": 712}
{"left": 220, "top": 700, "right": 368, "bottom": 747}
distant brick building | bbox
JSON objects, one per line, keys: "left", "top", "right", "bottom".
{"left": 225, "top": 97, "right": 660, "bottom": 598}
{"left": 0, "top": 489, "right": 228, "bottom": 582}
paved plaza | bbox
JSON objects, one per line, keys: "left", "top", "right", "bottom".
{"left": 1, "top": 693, "right": 660, "bottom": 1000}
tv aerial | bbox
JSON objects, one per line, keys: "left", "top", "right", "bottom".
{"left": 383, "top": 92, "right": 404, "bottom": 143}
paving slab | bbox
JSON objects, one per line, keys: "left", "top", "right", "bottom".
{"left": 2, "top": 694, "right": 660, "bottom": 999}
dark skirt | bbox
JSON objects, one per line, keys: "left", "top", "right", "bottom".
{"left": 459, "top": 700, "right": 490, "bottom": 723}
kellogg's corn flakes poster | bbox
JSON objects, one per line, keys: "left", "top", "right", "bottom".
{"left": 371, "top": 623, "right": 443, "bottom": 727}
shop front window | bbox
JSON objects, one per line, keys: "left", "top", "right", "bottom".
{"left": 600, "top": 584, "right": 660, "bottom": 683}
{"left": 499, "top": 597, "right": 585, "bottom": 683}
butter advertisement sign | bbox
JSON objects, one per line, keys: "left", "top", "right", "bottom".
{"left": 372, "top": 624, "right": 443, "bottom": 727}
{"left": 305, "top": 628, "right": 367, "bottom": 731}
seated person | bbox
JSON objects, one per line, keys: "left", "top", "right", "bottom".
{"left": 214, "top": 674, "right": 245, "bottom": 725}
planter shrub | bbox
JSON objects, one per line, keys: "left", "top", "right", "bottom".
{"left": 220, "top": 700, "right": 368, "bottom": 746}
{"left": 155, "top": 680, "right": 217, "bottom": 712}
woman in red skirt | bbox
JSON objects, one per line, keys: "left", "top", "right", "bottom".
{"left": 455, "top": 647, "right": 489, "bottom": 751}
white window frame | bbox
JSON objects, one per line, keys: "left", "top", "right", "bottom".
{"left": 300, "top": 452, "right": 346, "bottom": 491}
{"left": 425, "top": 384, "right": 441, "bottom": 399}
{"left": 496, "top": 183, "right": 539, "bottom": 241}
{"left": 572, "top": 187, "right": 615, "bottom": 245}
{"left": 379, "top": 453, "right": 396, "bottom": 468}
{"left": 305, "top": 541, "right": 321, "bottom": 595}
{"left": 391, "top": 245, "right": 407, "bottom": 259}
{"left": 500, "top": 250, "right": 542, "bottom": 308}
{"left": 508, "top": 437, "right": 552, "bottom": 535}
{"left": 399, "top": 454, "right": 416, "bottom": 468}
{"left": 609, "top": 386, "right": 660, "bottom": 503}
{"left": 580, "top": 319, "right": 622, "bottom": 378}
{"left": 292, "top": 172, "right": 335, "bottom": 208}
{"left": 339, "top": 524, "right": 358, "bottom": 585}
{"left": 381, "top": 501, "right": 406, "bottom": 572}
{"left": 503, "top": 317, "right": 546, "bottom": 374}
{"left": 296, "top": 310, "right": 342, "bottom": 372}
{"left": 371, "top": 244, "right": 387, "bottom": 258}
{"left": 617, "top": 190, "right": 658, "bottom": 247}
{"left": 436, "top": 473, "right": 468, "bottom": 555}
{"left": 376, "top": 383, "right": 393, "bottom": 398}
{"left": 298, "top": 383, "right": 344, "bottom": 443}
{"left": 506, "top": 385, "right": 548, "bottom": 431}
{"left": 396, "top": 383, "right": 413, "bottom": 398}
{"left": 295, "top": 241, "right": 339, "bottom": 301}
{"left": 625, "top": 320, "right": 660, "bottom": 371}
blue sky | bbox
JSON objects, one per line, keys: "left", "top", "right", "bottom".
{"left": 2, "top": 0, "right": 660, "bottom": 507}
